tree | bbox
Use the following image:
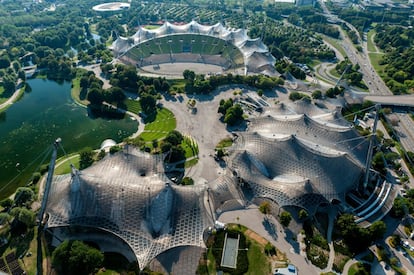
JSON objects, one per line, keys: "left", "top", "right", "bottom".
{"left": 0, "top": 198, "right": 13, "bottom": 209}
{"left": 369, "top": 221, "right": 387, "bottom": 241}
{"left": 183, "top": 69, "right": 195, "bottom": 82}
{"left": 0, "top": 212, "right": 11, "bottom": 225}
{"left": 140, "top": 93, "right": 156, "bottom": 114}
{"left": 259, "top": 201, "right": 271, "bottom": 215}
{"left": 87, "top": 88, "right": 104, "bottom": 105}
{"left": 0, "top": 56, "right": 10, "bottom": 69}
{"left": 391, "top": 197, "right": 407, "bottom": 218}
{"left": 79, "top": 76, "right": 89, "bottom": 90}
{"left": 79, "top": 148, "right": 94, "bottom": 170}
{"left": 224, "top": 104, "right": 244, "bottom": 125}
{"left": 52, "top": 240, "right": 103, "bottom": 275}
{"left": 14, "top": 187, "right": 35, "bottom": 206}
{"left": 299, "top": 209, "right": 308, "bottom": 220}
{"left": 165, "top": 130, "right": 183, "bottom": 146}
{"left": 280, "top": 211, "right": 292, "bottom": 227}
{"left": 311, "top": 90, "right": 322, "bottom": 99}
{"left": 32, "top": 172, "right": 41, "bottom": 184}
{"left": 10, "top": 207, "right": 35, "bottom": 228}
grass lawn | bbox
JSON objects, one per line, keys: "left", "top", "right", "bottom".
{"left": 169, "top": 79, "right": 186, "bottom": 91}
{"left": 367, "top": 29, "right": 377, "bottom": 52}
{"left": 348, "top": 262, "right": 365, "bottom": 275}
{"left": 54, "top": 155, "right": 80, "bottom": 175}
{"left": 0, "top": 85, "right": 5, "bottom": 104}
{"left": 184, "top": 158, "right": 198, "bottom": 168}
{"left": 216, "top": 137, "right": 233, "bottom": 149}
{"left": 245, "top": 240, "right": 271, "bottom": 275}
{"left": 71, "top": 69, "right": 89, "bottom": 106}
{"left": 139, "top": 107, "right": 176, "bottom": 142}
{"left": 368, "top": 53, "right": 386, "bottom": 77}
{"left": 124, "top": 99, "right": 141, "bottom": 114}
{"left": 329, "top": 68, "right": 340, "bottom": 78}
{"left": 207, "top": 248, "right": 217, "bottom": 274}
{"left": 323, "top": 35, "right": 348, "bottom": 59}
{"left": 21, "top": 227, "right": 38, "bottom": 275}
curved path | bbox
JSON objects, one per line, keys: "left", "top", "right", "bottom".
{"left": 0, "top": 80, "right": 23, "bottom": 111}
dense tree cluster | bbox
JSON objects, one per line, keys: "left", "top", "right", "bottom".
{"left": 374, "top": 25, "right": 414, "bottom": 94}
{"left": 161, "top": 130, "right": 186, "bottom": 163}
{"left": 218, "top": 98, "right": 244, "bottom": 126}
{"left": 391, "top": 188, "right": 414, "bottom": 218}
{"left": 289, "top": 92, "right": 311, "bottom": 102}
{"left": 52, "top": 240, "right": 104, "bottom": 275}
{"left": 182, "top": 70, "right": 283, "bottom": 95}
{"left": 325, "top": 86, "right": 344, "bottom": 98}
{"left": 286, "top": 8, "right": 340, "bottom": 39}
{"left": 329, "top": 4, "right": 410, "bottom": 33}
{"left": 336, "top": 214, "right": 387, "bottom": 253}
{"left": 335, "top": 60, "right": 364, "bottom": 87}
{"left": 275, "top": 60, "right": 306, "bottom": 80}
{"left": 249, "top": 15, "right": 335, "bottom": 64}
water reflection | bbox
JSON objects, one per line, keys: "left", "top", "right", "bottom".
{"left": 0, "top": 78, "right": 136, "bottom": 198}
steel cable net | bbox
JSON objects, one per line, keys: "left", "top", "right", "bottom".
{"left": 111, "top": 21, "right": 276, "bottom": 75}
{"left": 229, "top": 111, "right": 368, "bottom": 215}
{"left": 208, "top": 175, "right": 245, "bottom": 215}
{"left": 45, "top": 147, "right": 212, "bottom": 269}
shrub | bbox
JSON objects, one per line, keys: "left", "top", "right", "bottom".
{"left": 280, "top": 211, "right": 292, "bottom": 227}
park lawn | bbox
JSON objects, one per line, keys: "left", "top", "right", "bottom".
{"left": 245, "top": 239, "right": 272, "bottom": 275}
{"left": 216, "top": 137, "right": 233, "bottom": 149}
{"left": 207, "top": 248, "right": 217, "bottom": 274}
{"left": 169, "top": 79, "right": 186, "bottom": 90}
{"left": 54, "top": 155, "right": 80, "bottom": 175}
{"left": 138, "top": 107, "right": 176, "bottom": 142}
{"left": 367, "top": 29, "right": 377, "bottom": 52}
{"left": 21, "top": 227, "right": 39, "bottom": 275}
{"left": 181, "top": 140, "right": 197, "bottom": 159}
{"left": 139, "top": 131, "right": 168, "bottom": 141}
{"left": 184, "top": 158, "right": 198, "bottom": 168}
{"left": 348, "top": 262, "right": 364, "bottom": 275}
{"left": 369, "top": 53, "right": 386, "bottom": 77}
{"left": 71, "top": 70, "right": 89, "bottom": 106}
{"left": 124, "top": 99, "right": 141, "bottom": 114}
{"left": 0, "top": 85, "right": 7, "bottom": 104}
{"left": 323, "top": 35, "right": 347, "bottom": 59}
{"left": 329, "top": 68, "right": 340, "bottom": 78}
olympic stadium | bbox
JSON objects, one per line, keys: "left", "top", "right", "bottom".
{"left": 92, "top": 2, "right": 130, "bottom": 12}
{"left": 111, "top": 21, "right": 277, "bottom": 76}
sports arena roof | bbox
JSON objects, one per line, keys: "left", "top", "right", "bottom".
{"left": 227, "top": 105, "right": 369, "bottom": 214}
{"left": 112, "top": 21, "right": 276, "bottom": 75}
{"left": 45, "top": 146, "right": 248, "bottom": 269}
{"left": 45, "top": 147, "right": 218, "bottom": 269}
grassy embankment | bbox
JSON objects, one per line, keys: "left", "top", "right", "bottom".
{"left": 0, "top": 84, "right": 25, "bottom": 112}
{"left": 366, "top": 28, "right": 386, "bottom": 78}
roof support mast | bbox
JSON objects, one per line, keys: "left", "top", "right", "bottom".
{"left": 38, "top": 138, "right": 61, "bottom": 223}
{"left": 363, "top": 104, "right": 380, "bottom": 190}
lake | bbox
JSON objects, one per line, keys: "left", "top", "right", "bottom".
{"left": 0, "top": 78, "right": 137, "bottom": 199}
